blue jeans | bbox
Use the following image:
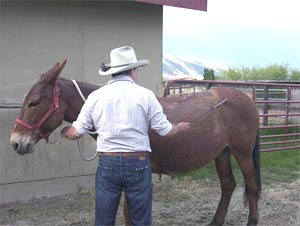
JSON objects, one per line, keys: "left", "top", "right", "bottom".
{"left": 95, "top": 155, "right": 152, "bottom": 226}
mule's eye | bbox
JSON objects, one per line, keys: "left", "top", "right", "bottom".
{"left": 28, "top": 101, "right": 39, "bottom": 108}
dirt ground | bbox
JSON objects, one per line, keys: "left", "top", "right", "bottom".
{"left": 1, "top": 177, "right": 299, "bottom": 226}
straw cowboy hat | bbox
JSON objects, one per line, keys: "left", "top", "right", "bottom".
{"left": 98, "top": 46, "right": 150, "bottom": 75}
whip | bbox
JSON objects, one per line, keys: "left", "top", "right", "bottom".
{"left": 191, "top": 98, "right": 228, "bottom": 125}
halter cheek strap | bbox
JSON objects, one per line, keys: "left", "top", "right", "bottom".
{"left": 15, "top": 81, "right": 63, "bottom": 142}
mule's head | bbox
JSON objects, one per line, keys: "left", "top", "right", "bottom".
{"left": 10, "top": 60, "right": 67, "bottom": 155}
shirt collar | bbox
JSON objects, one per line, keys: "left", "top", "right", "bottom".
{"left": 107, "top": 74, "right": 135, "bottom": 85}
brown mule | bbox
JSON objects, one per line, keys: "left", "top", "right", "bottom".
{"left": 10, "top": 61, "right": 261, "bottom": 225}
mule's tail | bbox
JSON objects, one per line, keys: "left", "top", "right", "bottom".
{"left": 244, "top": 131, "right": 261, "bottom": 204}
{"left": 253, "top": 131, "right": 261, "bottom": 197}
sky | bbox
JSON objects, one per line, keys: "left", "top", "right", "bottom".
{"left": 163, "top": 0, "right": 300, "bottom": 70}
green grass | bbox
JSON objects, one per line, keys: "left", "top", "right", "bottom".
{"left": 260, "top": 149, "right": 300, "bottom": 184}
{"left": 176, "top": 149, "right": 300, "bottom": 185}
{"left": 259, "top": 126, "right": 300, "bottom": 183}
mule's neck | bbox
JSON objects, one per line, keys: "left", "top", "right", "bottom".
{"left": 58, "top": 78, "right": 100, "bottom": 123}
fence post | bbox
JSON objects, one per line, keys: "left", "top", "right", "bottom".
{"left": 205, "top": 83, "right": 210, "bottom": 90}
{"left": 263, "top": 85, "right": 269, "bottom": 126}
{"left": 286, "top": 87, "right": 292, "bottom": 126}
{"left": 252, "top": 85, "right": 256, "bottom": 101}
{"left": 284, "top": 87, "right": 292, "bottom": 141}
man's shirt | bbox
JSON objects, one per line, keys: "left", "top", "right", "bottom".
{"left": 72, "top": 75, "right": 172, "bottom": 152}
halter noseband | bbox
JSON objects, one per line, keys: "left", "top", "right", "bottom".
{"left": 15, "top": 81, "right": 63, "bottom": 142}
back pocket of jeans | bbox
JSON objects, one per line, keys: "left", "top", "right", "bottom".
{"left": 128, "top": 164, "right": 151, "bottom": 189}
{"left": 96, "top": 165, "right": 114, "bottom": 188}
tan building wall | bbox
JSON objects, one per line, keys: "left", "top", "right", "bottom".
{"left": 0, "top": 1, "right": 162, "bottom": 203}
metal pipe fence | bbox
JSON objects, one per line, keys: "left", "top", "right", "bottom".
{"left": 163, "top": 79, "right": 300, "bottom": 152}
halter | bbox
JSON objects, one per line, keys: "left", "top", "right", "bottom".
{"left": 15, "top": 81, "right": 63, "bottom": 142}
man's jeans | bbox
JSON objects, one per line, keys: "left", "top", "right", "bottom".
{"left": 95, "top": 155, "right": 152, "bottom": 226}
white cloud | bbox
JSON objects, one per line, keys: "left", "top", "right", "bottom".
{"left": 164, "top": 0, "right": 300, "bottom": 34}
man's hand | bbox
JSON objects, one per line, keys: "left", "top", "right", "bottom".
{"left": 61, "top": 126, "right": 72, "bottom": 136}
{"left": 176, "top": 122, "right": 191, "bottom": 132}
{"left": 61, "top": 126, "right": 82, "bottom": 140}
{"left": 165, "top": 122, "right": 191, "bottom": 138}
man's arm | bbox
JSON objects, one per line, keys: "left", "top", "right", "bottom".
{"left": 61, "top": 126, "right": 82, "bottom": 140}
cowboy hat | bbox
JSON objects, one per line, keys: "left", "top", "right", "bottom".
{"left": 98, "top": 46, "right": 150, "bottom": 75}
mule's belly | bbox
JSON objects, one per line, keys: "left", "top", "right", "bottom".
{"left": 149, "top": 126, "right": 227, "bottom": 175}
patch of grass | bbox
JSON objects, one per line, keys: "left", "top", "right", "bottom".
{"left": 259, "top": 125, "right": 300, "bottom": 183}
{"left": 260, "top": 149, "right": 300, "bottom": 184}
{"left": 175, "top": 157, "right": 244, "bottom": 185}
{"left": 179, "top": 163, "right": 218, "bottom": 181}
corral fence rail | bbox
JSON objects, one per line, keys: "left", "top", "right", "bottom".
{"left": 163, "top": 79, "right": 300, "bottom": 153}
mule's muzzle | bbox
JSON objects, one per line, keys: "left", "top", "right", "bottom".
{"left": 11, "top": 141, "right": 34, "bottom": 155}
{"left": 10, "top": 132, "right": 35, "bottom": 155}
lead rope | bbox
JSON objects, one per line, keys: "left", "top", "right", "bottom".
{"left": 71, "top": 80, "right": 98, "bottom": 161}
{"left": 72, "top": 79, "right": 87, "bottom": 102}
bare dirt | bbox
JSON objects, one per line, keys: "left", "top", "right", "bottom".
{"left": 1, "top": 177, "right": 299, "bottom": 226}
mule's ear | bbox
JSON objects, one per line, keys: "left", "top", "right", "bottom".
{"left": 40, "top": 59, "right": 67, "bottom": 84}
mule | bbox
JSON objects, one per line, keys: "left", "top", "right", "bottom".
{"left": 10, "top": 61, "right": 261, "bottom": 226}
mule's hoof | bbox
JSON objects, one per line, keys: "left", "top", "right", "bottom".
{"left": 208, "top": 219, "right": 224, "bottom": 226}
{"left": 247, "top": 219, "right": 258, "bottom": 226}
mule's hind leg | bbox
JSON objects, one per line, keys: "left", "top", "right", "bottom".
{"left": 209, "top": 148, "right": 236, "bottom": 226}
{"left": 123, "top": 194, "right": 131, "bottom": 226}
{"left": 233, "top": 152, "right": 259, "bottom": 226}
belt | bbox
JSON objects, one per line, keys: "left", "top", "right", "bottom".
{"left": 98, "top": 151, "right": 149, "bottom": 158}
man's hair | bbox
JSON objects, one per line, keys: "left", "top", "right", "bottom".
{"left": 112, "top": 69, "right": 132, "bottom": 77}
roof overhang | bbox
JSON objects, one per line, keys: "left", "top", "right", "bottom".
{"left": 132, "top": 0, "right": 207, "bottom": 11}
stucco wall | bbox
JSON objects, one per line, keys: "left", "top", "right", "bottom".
{"left": 0, "top": 1, "right": 162, "bottom": 203}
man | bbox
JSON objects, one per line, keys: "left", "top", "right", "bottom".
{"left": 61, "top": 46, "right": 190, "bottom": 226}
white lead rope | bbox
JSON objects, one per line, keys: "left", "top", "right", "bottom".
{"left": 71, "top": 79, "right": 98, "bottom": 161}
{"left": 76, "top": 139, "right": 98, "bottom": 161}
{"left": 71, "top": 80, "right": 97, "bottom": 134}
{"left": 72, "top": 79, "right": 87, "bottom": 102}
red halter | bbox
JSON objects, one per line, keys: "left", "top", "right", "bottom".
{"left": 15, "top": 81, "right": 63, "bottom": 142}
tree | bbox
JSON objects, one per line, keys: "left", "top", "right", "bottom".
{"left": 219, "top": 68, "right": 242, "bottom": 80}
{"left": 203, "top": 68, "right": 215, "bottom": 80}
{"left": 290, "top": 69, "right": 300, "bottom": 81}
{"left": 219, "top": 64, "right": 299, "bottom": 81}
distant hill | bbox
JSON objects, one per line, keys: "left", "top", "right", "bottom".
{"left": 163, "top": 55, "right": 227, "bottom": 80}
